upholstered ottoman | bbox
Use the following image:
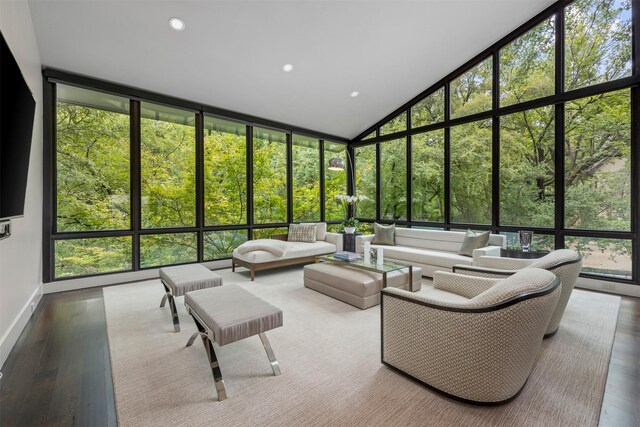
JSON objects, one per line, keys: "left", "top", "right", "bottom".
{"left": 159, "top": 264, "right": 222, "bottom": 332}
{"left": 185, "top": 284, "right": 283, "bottom": 402}
{"left": 303, "top": 263, "right": 422, "bottom": 309}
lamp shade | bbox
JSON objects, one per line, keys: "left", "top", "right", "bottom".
{"left": 327, "top": 157, "right": 345, "bottom": 171}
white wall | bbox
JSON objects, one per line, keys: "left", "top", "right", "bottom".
{"left": 0, "top": 0, "right": 43, "bottom": 369}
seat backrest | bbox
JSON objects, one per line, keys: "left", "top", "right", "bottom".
{"left": 394, "top": 228, "right": 506, "bottom": 252}
{"left": 469, "top": 268, "right": 559, "bottom": 308}
{"left": 528, "top": 249, "right": 581, "bottom": 270}
{"left": 527, "top": 249, "right": 583, "bottom": 335}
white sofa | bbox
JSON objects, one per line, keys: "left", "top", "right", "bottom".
{"left": 232, "top": 223, "right": 343, "bottom": 280}
{"left": 356, "top": 228, "right": 506, "bottom": 278}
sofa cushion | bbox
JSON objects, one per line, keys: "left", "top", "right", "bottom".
{"left": 302, "top": 222, "right": 327, "bottom": 241}
{"left": 236, "top": 239, "right": 289, "bottom": 256}
{"left": 393, "top": 228, "right": 504, "bottom": 252}
{"left": 288, "top": 223, "right": 317, "bottom": 243}
{"left": 233, "top": 241, "right": 335, "bottom": 264}
{"left": 304, "top": 263, "right": 419, "bottom": 298}
{"left": 371, "top": 244, "right": 473, "bottom": 269}
{"left": 458, "top": 230, "right": 490, "bottom": 257}
{"left": 372, "top": 223, "right": 396, "bottom": 246}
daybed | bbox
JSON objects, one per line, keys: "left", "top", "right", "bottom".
{"left": 356, "top": 228, "right": 506, "bottom": 278}
{"left": 232, "top": 222, "right": 343, "bottom": 280}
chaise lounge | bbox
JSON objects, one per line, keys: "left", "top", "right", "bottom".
{"left": 232, "top": 222, "right": 343, "bottom": 280}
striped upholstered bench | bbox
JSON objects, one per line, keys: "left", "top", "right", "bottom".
{"left": 185, "top": 284, "right": 283, "bottom": 401}
{"left": 159, "top": 264, "right": 222, "bottom": 332}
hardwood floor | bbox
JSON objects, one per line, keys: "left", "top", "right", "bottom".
{"left": 0, "top": 286, "right": 637, "bottom": 426}
{"left": 0, "top": 288, "right": 116, "bottom": 427}
{"left": 599, "top": 297, "right": 640, "bottom": 426}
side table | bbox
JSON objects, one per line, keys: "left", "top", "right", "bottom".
{"left": 341, "top": 232, "right": 362, "bottom": 253}
{"left": 500, "top": 248, "right": 548, "bottom": 259}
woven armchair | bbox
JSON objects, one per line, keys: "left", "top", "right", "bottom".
{"left": 381, "top": 268, "right": 561, "bottom": 404}
{"left": 452, "top": 249, "right": 582, "bottom": 337}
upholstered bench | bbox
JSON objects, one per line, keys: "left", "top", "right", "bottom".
{"left": 303, "top": 263, "right": 422, "bottom": 309}
{"left": 185, "top": 284, "right": 283, "bottom": 402}
{"left": 159, "top": 264, "right": 222, "bottom": 332}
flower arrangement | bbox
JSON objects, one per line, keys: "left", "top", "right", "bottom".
{"left": 335, "top": 194, "right": 369, "bottom": 232}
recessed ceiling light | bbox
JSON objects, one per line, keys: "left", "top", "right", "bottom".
{"left": 350, "top": 91, "right": 360, "bottom": 98}
{"left": 283, "top": 64, "right": 293, "bottom": 72}
{"left": 169, "top": 17, "right": 185, "bottom": 31}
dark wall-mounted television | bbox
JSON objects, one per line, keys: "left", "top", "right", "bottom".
{"left": 1, "top": 30, "right": 36, "bottom": 220}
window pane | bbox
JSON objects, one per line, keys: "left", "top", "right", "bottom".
{"left": 355, "top": 145, "right": 377, "bottom": 218}
{"left": 500, "top": 232, "right": 555, "bottom": 252}
{"left": 54, "top": 237, "right": 132, "bottom": 279}
{"left": 362, "top": 131, "right": 376, "bottom": 140}
{"left": 204, "top": 230, "right": 248, "bottom": 261}
{"left": 412, "top": 130, "right": 444, "bottom": 222}
{"left": 140, "top": 103, "right": 196, "bottom": 228}
{"left": 380, "top": 139, "right": 407, "bottom": 220}
{"left": 380, "top": 112, "right": 407, "bottom": 136}
{"left": 412, "top": 87, "right": 445, "bottom": 128}
{"left": 204, "top": 117, "right": 246, "bottom": 225}
{"left": 500, "top": 18, "right": 555, "bottom": 106}
{"left": 565, "top": 237, "right": 632, "bottom": 279}
{"left": 565, "top": 0, "right": 632, "bottom": 91}
{"left": 253, "top": 227, "right": 288, "bottom": 240}
{"left": 253, "top": 127, "right": 287, "bottom": 223}
{"left": 450, "top": 119, "right": 492, "bottom": 224}
{"left": 326, "top": 223, "right": 343, "bottom": 233}
{"left": 450, "top": 57, "right": 492, "bottom": 119}
{"left": 140, "top": 233, "right": 197, "bottom": 268}
{"left": 56, "top": 85, "right": 130, "bottom": 231}
{"left": 324, "top": 142, "right": 347, "bottom": 221}
{"left": 565, "top": 90, "right": 630, "bottom": 231}
{"left": 357, "top": 222, "right": 374, "bottom": 235}
{"left": 500, "top": 106, "right": 555, "bottom": 227}
{"left": 292, "top": 135, "right": 320, "bottom": 222}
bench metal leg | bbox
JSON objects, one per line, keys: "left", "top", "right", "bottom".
{"left": 167, "top": 294, "right": 180, "bottom": 332}
{"left": 160, "top": 280, "right": 180, "bottom": 332}
{"left": 204, "top": 336, "right": 227, "bottom": 402}
{"left": 186, "top": 331, "right": 207, "bottom": 347}
{"left": 259, "top": 332, "right": 281, "bottom": 376}
{"left": 188, "top": 315, "right": 227, "bottom": 401}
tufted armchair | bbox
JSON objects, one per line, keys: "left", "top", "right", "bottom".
{"left": 452, "top": 249, "right": 582, "bottom": 337}
{"left": 381, "top": 268, "right": 561, "bottom": 404}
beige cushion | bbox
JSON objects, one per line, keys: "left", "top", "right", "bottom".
{"left": 185, "top": 284, "right": 283, "bottom": 346}
{"left": 302, "top": 222, "right": 327, "bottom": 241}
{"left": 233, "top": 241, "right": 335, "bottom": 264}
{"left": 159, "top": 264, "right": 222, "bottom": 297}
{"left": 288, "top": 223, "right": 317, "bottom": 243}
{"left": 372, "top": 223, "right": 396, "bottom": 246}
{"left": 372, "top": 245, "right": 473, "bottom": 269}
{"left": 458, "top": 230, "right": 490, "bottom": 257}
{"left": 236, "top": 239, "right": 288, "bottom": 256}
{"left": 304, "top": 263, "right": 423, "bottom": 309}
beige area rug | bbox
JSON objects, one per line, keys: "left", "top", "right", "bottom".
{"left": 103, "top": 268, "right": 621, "bottom": 427}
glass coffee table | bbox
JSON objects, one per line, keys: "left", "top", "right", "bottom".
{"left": 315, "top": 253, "right": 413, "bottom": 288}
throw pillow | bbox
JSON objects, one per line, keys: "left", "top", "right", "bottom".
{"left": 371, "top": 223, "right": 396, "bottom": 246}
{"left": 288, "top": 223, "right": 317, "bottom": 243}
{"left": 458, "top": 229, "right": 490, "bottom": 257}
{"left": 301, "top": 222, "right": 327, "bottom": 241}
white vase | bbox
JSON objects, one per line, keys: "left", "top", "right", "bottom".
{"left": 344, "top": 227, "right": 356, "bottom": 234}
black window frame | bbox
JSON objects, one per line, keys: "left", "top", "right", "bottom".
{"left": 43, "top": 71, "right": 348, "bottom": 282}
{"left": 351, "top": 0, "right": 640, "bottom": 286}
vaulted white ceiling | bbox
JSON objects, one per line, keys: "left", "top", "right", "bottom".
{"left": 28, "top": 0, "right": 554, "bottom": 139}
